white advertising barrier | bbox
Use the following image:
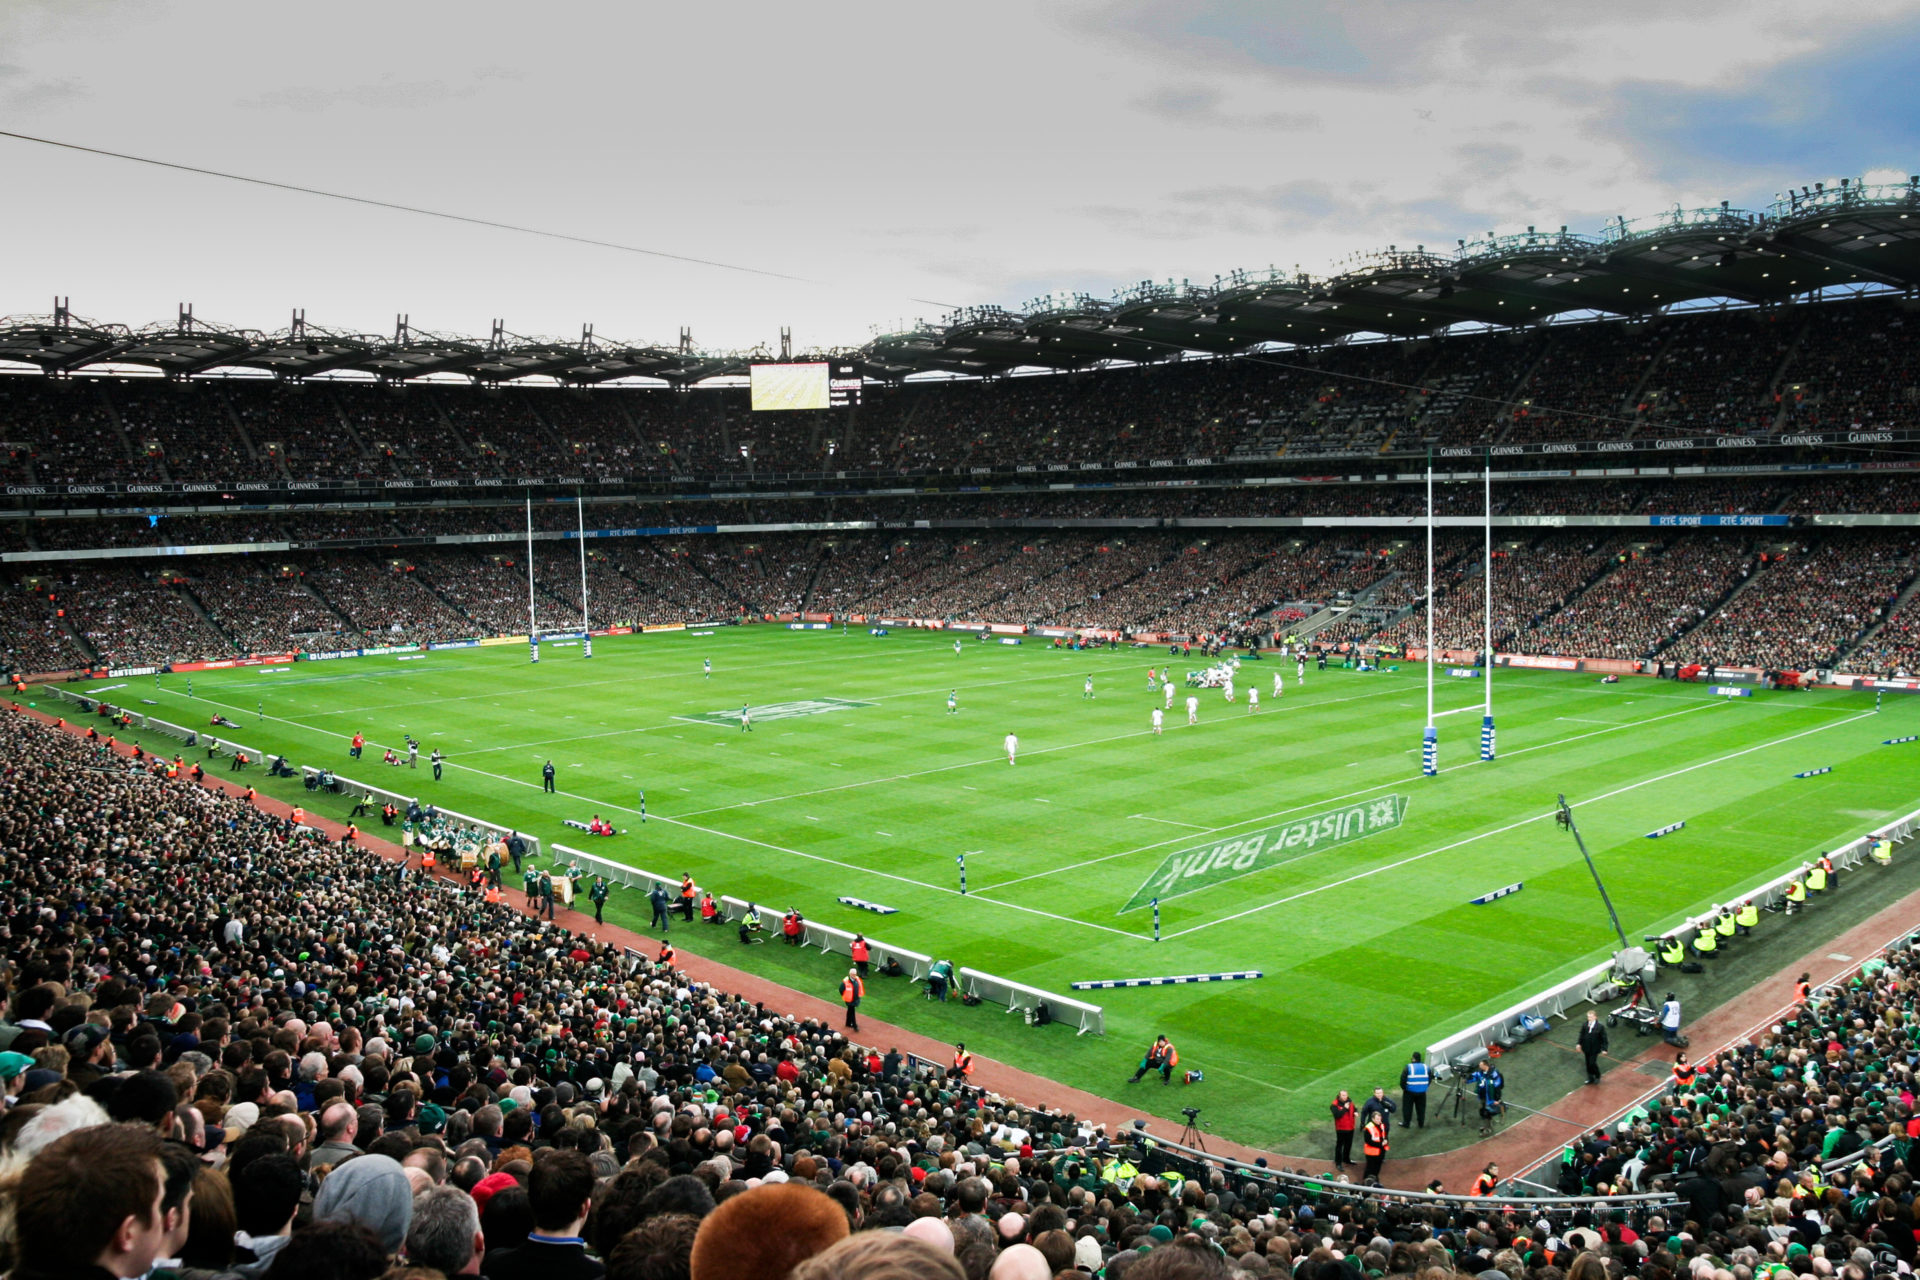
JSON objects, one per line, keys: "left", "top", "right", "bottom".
{"left": 958, "top": 967, "right": 1104, "bottom": 1037}
{"left": 714, "top": 896, "right": 932, "bottom": 980}
{"left": 300, "top": 768, "right": 542, "bottom": 862}
{"left": 1428, "top": 804, "right": 1920, "bottom": 1077}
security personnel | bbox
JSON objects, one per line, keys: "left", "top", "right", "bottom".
{"left": 950, "top": 1043, "right": 975, "bottom": 1081}
{"left": 1793, "top": 972, "right": 1812, "bottom": 1003}
{"left": 1670, "top": 1052, "right": 1697, "bottom": 1094}
{"left": 840, "top": 968, "right": 864, "bottom": 1030}
{"left": 1471, "top": 1163, "right": 1499, "bottom": 1196}
{"left": 657, "top": 939, "right": 675, "bottom": 966}
{"left": 1871, "top": 835, "right": 1893, "bottom": 866}
{"left": 1691, "top": 919, "right": 1718, "bottom": 959}
{"left": 483, "top": 882, "right": 504, "bottom": 906}
{"left": 1659, "top": 935, "right": 1687, "bottom": 967}
{"left": 1818, "top": 852, "right": 1837, "bottom": 894}
{"left": 1807, "top": 859, "right": 1829, "bottom": 896}
{"left": 1399, "top": 1051, "right": 1430, "bottom": 1129}
{"left": 590, "top": 876, "right": 610, "bottom": 925}
{"left": 1361, "top": 1111, "right": 1390, "bottom": 1181}
{"left": 1785, "top": 872, "right": 1808, "bottom": 914}
{"left": 1128, "top": 1036, "right": 1178, "bottom": 1084}
{"left": 700, "top": 891, "right": 720, "bottom": 924}
{"left": 679, "top": 874, "right": 697, "bottom": 920}
{"left": 1735, "top": 899, "right": 1760, "bottom": 935}
{"left": 1714, "top": 905, "right": 1737, "bottom": 945}
{"left": 851, "top": 933, "right": 871, "bottom": 977}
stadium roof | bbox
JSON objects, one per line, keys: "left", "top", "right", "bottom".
{"left": 2, "top": 175, "right": 1917, "bottom": 385}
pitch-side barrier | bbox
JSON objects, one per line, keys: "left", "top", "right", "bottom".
{"left": 300, "top": 768, "right": 543, "bottom": 862}
{"left": 1428, "top": 802, "right": 1920, "bottom": 1076}
{"left": 711, "top": 895, "right": 933, "bottom": 980}
{"left": 959, "top": 968, "right": 1104, "bottom": 1036}
{"left": 46, "top": 686, "right": 272, "bottom": 763}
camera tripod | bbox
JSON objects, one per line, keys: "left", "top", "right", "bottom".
{"left": 1178, "top": 1108, "right": 1207, "bottom": 1151}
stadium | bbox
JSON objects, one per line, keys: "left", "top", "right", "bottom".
{"left": 1, "top": 6, "right": 1919, "bottom": 1279}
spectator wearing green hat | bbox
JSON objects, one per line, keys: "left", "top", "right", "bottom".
{"left": 0, "top": 1050, "right": 33, "bottom": 1103}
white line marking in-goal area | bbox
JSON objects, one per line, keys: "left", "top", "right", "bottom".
{"left": 1130, "top": 815, "right": 1207, "bottom": 830}
{"left": 1158, "top": 708, "right": 1879, "bottom": 941}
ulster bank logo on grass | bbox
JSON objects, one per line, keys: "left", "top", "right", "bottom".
{"left": 675, "top": 698, "right": 874, "bottom": 727}
{"left": 1121, "top": 795, "right": 1408, "bottom": 913}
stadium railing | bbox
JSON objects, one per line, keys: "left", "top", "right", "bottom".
{"left": 299, "top": 767, "right": 543, "bottom": 862}
{"left": 1137, "top": 1125, "right": 1680, "bottom": 1217}
{"left": 44, "top": 686, "right": 271, "bottom": 763}
{"left": 713, "top": 895, "right": 933, "bottom": 980}
{"left": 550, "top": 842, "right": 679, "bottom": 894}
{"left": 958, "top": 967, "right": 1104, "bottom": 1037}
{"left": 1427, "top": 802, "right": 1920, "bottom": 1076}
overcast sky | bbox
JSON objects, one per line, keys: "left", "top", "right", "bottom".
{"left": 1, "top": 0, "right": 1914, "bottom": 354}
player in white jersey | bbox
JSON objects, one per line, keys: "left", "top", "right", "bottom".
{"left": 1004, "top": 733, "right": 1018, "bottom": 765}
{"left": 1248, "top": 688, "right": 1260, "bottom": 713}
{"left": 1296, "top": 655, "right": 1306, "bottom": 686}
{"left": 1186, "top": 695, "right": 1199, "bottom": 725}
{"left": 1223, "top": 677, "right": 1234, "bottom": 703}
{"left": 1151, "top": 707, "right": 1164, "bottom": 735}
{"left": 1164, "top": 679, "right": 1175, "bottom": 710}
{"left": 947, "top": 690, "right": 958, "bottom": 714}
{"left": 1274, "top": 670, "right": 1284, "bottom": 699}
{"left": 1083, "top": 675, "right": 1095, "bottom": 700}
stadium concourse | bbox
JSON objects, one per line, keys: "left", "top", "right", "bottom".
{"left": 9, "top": 692, "right": 1920, "bottom": 1280}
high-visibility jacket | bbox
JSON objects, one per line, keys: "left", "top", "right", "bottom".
{"left": 291, "top": 807, "right": 305, "bottom": 825}
{"left": 1693, "top": 929, "right": 1717, "bottom": 956}
{"left": 680, "top": 876, "right": 696, "bottom": 904}
{"left": 1794, "top": 978, "right": 1812, "bottom": 1002}
{"left": 1870, "top": 838, "right": 1892, "bottom": 865}
{"left": 1736, "top": 902, "right": 1759, "bottom": 928}
{"left": 422, "top": 850, "right": 437, "bottom": 870}
{"left": 484, "top": 885, "right": 504, "bottom": 905}
{"left": 1818, "top": 855, "right": 1835, "bottom": 875}
{"left": 701, "top": 895, "right": 718, "bottom": 920}
{"left": 1660, "top": 938, "right": 1687, "bottom": 965}
{"left": 841, "top": 976, "right": 864, "bottom": 1005}
{"left": 1402, "top": 1060, "right": 1429, "bottom": 1093}
{"left": 953, "top": 1050, "right": 974, "bottom": 1077}
{"left": 1672, "top": 1061, "right": 1697, "bottom": 1090}
{"left": 1715, "top": 911, "right": 1736, "bottom": 939}
{"left": 1808, "top": 865, "right": 1828, "bottom": 892}
{"left": 659, "top": 943, "right": 676, "bottom": 964}
{"left": 1785, "top": 878, "right": 1807, "bottom": 904}
{"left": 851, "top": 939, "right": 869, "bottom": 964}
{"left": 1471, "top": 1171, "right": 1497, "bottom": 1196}
{"left": 1362, "top": 1118, "right": 1389, "bottom": 1157}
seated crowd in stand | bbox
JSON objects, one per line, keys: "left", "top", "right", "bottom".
{"left": 4, "top": 685, "right": 1920, "bottom": 1279}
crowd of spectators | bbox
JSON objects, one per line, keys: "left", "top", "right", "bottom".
{"left": 7, "top": 674, "right": 1920, "bottom": 1280}
{"left": 1665, "top": 536, "right": 1917, "bottom": 672}
{"left": 62, "top": 565, "right": 237, "bottom": 668}
{"left": 187, "top": 564, "right": 350, "bottom": 655}
{"left": 1778, "top": 301, "right": 1920, "bottom": 432}
{"left": 1506, "top": 536, "right": 1760, "bottom": 661}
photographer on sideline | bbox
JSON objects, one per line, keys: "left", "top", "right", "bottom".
{"left": 1127, "top": 1035, "right": 1178, "bottom": 1085}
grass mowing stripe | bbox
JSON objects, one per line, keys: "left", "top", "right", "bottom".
{"left": 1162, "top": 707, "right": 1878, "bottom": 940}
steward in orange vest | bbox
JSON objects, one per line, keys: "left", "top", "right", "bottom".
{"left": 851, "top": 934, "right": 870, "bottom": 976}
{"left": 840, "top": 969, "right": 864, "bottom": 1031}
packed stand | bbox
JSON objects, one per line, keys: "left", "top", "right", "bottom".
{"left": 186, "top": 562, "right": 351, "bottom": 655}
{"left": 106, "top": 380, "right": 274, "bottom": 483}
{"left": 0, "top": 376, "right": 139, "bottom": 485}
{"left": 1663, "top": 535, "right": 1918, "bottom": 672}
{"left": 305, "top": 556, "right": 479, "bottom": 648}
{"left": 1636, "top": 311, "right": 1797, "bottom": 437}
{"left": 1507, "top": 535, "right": 1758, "bottom": 660}
{"left": 62, "top": 565, "right": 237, "bottom": 667}
{"left": 228, "top": 383, "right": 386, "bottom": 481}
{"left": 1778, "top": 300, "right": 1920, "bottom": 432}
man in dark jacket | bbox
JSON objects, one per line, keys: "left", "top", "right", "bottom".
{"left": 1578, "top": 1009, "right": 1610, "bottom": 1084}
{"left": 483, "top": 1149, "right": 604, "bottom": 1280}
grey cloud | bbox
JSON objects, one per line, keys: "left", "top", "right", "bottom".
{"left": 235, "top": 76, "right": 487, "bottom": 114}
{"left": 1133, "top": 85, "right": 1320, "bottom": 131}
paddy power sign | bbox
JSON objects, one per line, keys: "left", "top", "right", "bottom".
{"left": 1121, "top": 795, "right": 1408, "bottom": 913}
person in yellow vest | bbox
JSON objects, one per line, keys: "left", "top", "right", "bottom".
{"left": 1807, "top": 859, "right": 1829, "bottom": 896}
{"left": 1870, "top": 835, "right": 1893, "bottom": 866}
{"left": 840, "top": 968, "right": 864, "bottom": 1031}
{"left": 1670, "top": 1051, "right": 1697, "bottom": 1095}
{"left": 1659, "top": 935, "right": 1687, "bottom": 967}
{"left": 1714, "top": 905, "right": 1737, "bottom": 945}
{"left": 1362, "top": 1112, "right": 1390, "bottom": 1182}
{"left": 1691, "top": 918, "right": 1718, "bottom": 959}
{"left": 1785, "top": 871, "right": 1808, "bottom": 915}
{"left": 851, "top": 933, "right": 870, "bottom": 978}
{"left": 1471, "top": 1163, "right": 1499, "bottom": 1196}
{"left": 1735, "top": 899, "right": 1759, "bottom": 935}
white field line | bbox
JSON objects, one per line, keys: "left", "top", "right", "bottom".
{"left": 1158, "top": 708, "right": 1878, "bottom": 940}
{"left": 1130, "top": 815, "right": 1208, "bottom": 829}
{"left": 975, "top": 701, "right": 1719, "bottom": 893}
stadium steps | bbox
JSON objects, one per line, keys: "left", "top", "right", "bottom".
{"left": 175, "top": 581, "right": 244, "bottom": 653}
{"left": 1617, "top": 327, "right": 1682, "bottom": 440}
{"left": 90, "top": 381, "right": 160, "bottom": 480}
{"left": 1653, "top": 547, "right": 1770, "bottom": 657}
{"left": 1837, "top": 561, "right": 1920, "bottom": 671}
{"left": 215, "top": 387, "right": 264, "bottom": 463}
{"left": 298, "top": 572, "right": 372, "bottom": 646}
{"left": 319, "top": 388, "right": 381, "bottom": 465}
{"left": 424, "top": 391, "right": 480, "bottom": 459}
{"left": 1484, "top": 344, "right": 1554, "bottom": 445}
{"left": 1762, "top": 317, "right": 1814, "bottom": 433}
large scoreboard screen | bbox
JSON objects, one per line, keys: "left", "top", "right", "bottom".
{"left": 749, "top": 361, "right": 862, "bottom": 410}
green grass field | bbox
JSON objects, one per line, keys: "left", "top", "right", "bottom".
{"left": 53, "top": 628, "right": 1920, "bottom": 1150}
